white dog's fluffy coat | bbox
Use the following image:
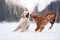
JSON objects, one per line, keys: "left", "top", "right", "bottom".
{"left": 13, "top": 11, "right": 30, "bottom": 32}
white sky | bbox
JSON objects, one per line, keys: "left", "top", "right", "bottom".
{"left": 5, "top": 0, "right": 55, "bottom": 12}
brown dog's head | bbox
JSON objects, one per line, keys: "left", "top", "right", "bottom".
{"left": 30, "top": 13, "right": 38, "bottom": 19}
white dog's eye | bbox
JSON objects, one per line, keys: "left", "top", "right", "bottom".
{"left": 25, "top": 13, "right": 26, "bottom": 14}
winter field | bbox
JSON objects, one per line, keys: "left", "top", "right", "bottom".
{"left": 0, "top": 22, "right": 60, "bottom": 40}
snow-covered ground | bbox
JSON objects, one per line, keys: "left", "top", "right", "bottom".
{"left": 0, "top": 22, "right": 60, "bottom": 40}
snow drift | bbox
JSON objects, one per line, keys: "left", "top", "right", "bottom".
{"left": 0, "top": 22, "right": 60, "bottom": 40}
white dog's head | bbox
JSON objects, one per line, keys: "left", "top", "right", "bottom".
{"left": 21, "top": 11, "right": 30, "bottom": 18}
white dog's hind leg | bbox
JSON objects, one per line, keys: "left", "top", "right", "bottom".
{"left": 13, "top": 26, "right": 21, "bottom": 32}
{"left": 26, "top": 25, "right": 29, "bottom": 30}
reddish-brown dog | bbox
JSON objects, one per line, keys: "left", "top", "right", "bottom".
{"left": 30, "top": 12, "right": 57, "bottom": 32}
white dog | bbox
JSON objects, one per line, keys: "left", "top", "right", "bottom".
{"left": 13, "top": 11, "right": 30, "bottom": 32}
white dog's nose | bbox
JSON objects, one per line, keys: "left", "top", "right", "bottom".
{"left": 26, "top": 12, "right": 29, "bottom": 18}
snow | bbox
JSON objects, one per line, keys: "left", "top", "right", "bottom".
{"left": 0, "top": 22, "right": 60, "bottom": 40}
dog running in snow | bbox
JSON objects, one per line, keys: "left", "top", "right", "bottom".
{"left": 30, "top": 12, "right": 57, "bottom": 32}
{"left": 13, "top": 11, "right": 30, "bottom": 32}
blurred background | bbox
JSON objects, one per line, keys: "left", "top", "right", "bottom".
{"left": 0, "top": 0, "right": 60, "bottom": 23}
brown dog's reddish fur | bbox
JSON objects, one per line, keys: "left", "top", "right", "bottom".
{"left": 30, "top": 12, "right": 57, "bottom": 32}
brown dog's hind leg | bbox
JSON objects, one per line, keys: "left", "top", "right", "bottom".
{"left": 49, "top": 23, "right": 53, "bottom": 29}
{"left": 49, "top": 18, "right": 55, "bottom": 29}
